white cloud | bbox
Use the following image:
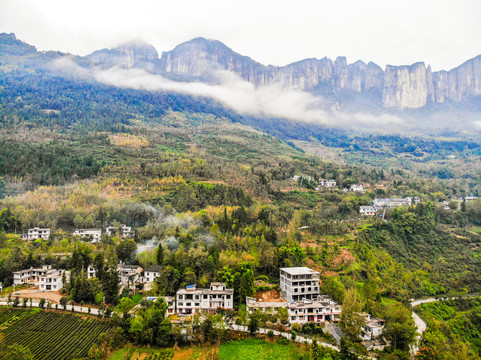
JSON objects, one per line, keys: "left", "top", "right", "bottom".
{"left": 54, "top": 57, "right": 336, "bottom": 124}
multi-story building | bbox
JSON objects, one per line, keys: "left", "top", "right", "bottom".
{"left": 117, "top": 263, "right": 143, "bottom": 286}
{"left": 14, "top": 265, "right": 52, "bottom": 285}
{"left": 280, "top": 267, "right": 320, "bottom": 302}
{"left": 38, "top": 269, "right": 70, "bottom": 291}
{"left": 373, "top": 197, "right": 419, "bottom": 209}
{"left": 361, "top": 313, "right": 385, "bottom": 341}
{"left": 73, "top": 229, "right": 102, "bottom": 243}
{"left": 347, "top": 184, "right": 364, "bottom": 192}
{"left": 246, "top": 295, "right": 341, "bottom": 324}
{"left": 288, "top": 297, "right": 341, "bottom": 323}
{"left": 176, "top": 282, "right": 234, "bottom": 315}
{"left": 359, "top": 206, "right": 377, "bottom": 216}
{"left": 86, "top": 265, "right": 96, "bottom": 279}
{"left": 106, "top": 224, "right": 134, "bottom": 238}
{"left": 27, "top": 227, "right": 50, "bottom": 240}
{"left": 247, "top": 267, "right": 341, "bottom": 325}
{"left": 143, "top": 265, "right": 162, "bottom": 283}
{"left": 13, "top": 265, "right": 69, "bottom": 291}
{"left": 318, "top": 179, "right": 337, "bottom": 189}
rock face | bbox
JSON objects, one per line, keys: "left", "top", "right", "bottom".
{"left": 158, "top": 38, "right": 386, "bottom": 95}
{"left": 433, "top": 55, "right": 481, "bottom": 103}
{"left": 158, "top": 37, "right": 267, "bottom": 83}
{"left": 85, "top": 36, "right": 481, "bottom": 110}
{"left": 382, "top": 62, "right": 431, "bottom": 109}
{"left": 87, "top": 40, "right": 159, "bottom": 69}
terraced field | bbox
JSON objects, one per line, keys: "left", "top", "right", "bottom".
{"left": 0, "top": 307, "right": 113, "bottom": 360}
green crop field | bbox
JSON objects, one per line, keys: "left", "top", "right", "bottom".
{"left": 217, "top": 339, "right": 308, "bottom": 360}
{"left": 0, "top": 307, "right": 113, "bottom": 360}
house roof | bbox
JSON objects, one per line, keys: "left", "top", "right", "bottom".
{"left": 280, "top": 267, "right": 320, "bottom": 275}
{"left": 144, "top": 265, "right": 162, "bottom": 273}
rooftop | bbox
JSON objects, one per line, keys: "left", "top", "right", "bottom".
{"left": 280, "top": 267, "right": 320, "bottom": 275}
{"left": 144, "top": 265, "right": 162, "bottom": 272}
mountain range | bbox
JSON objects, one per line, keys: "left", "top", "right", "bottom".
{"left": 86, "top": 36, "right": 481, "bottom": 110}
{"left": 1, "top": 32, "right": 480, "bottom": 112}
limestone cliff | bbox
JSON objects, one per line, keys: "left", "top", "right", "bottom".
{"left": 433, "top": 55, "right": 481, "bottom": 103}
{"left": 87, "top": 40, "right": 159, "bottom": 69}
{"left": 157, "top": 38, "right": 385, "bottom": 96}
{"left": 383, "top": 62, "right": 431, "bottom": 109}
{"left": 84, "top": 36, "right": 480, "bottom": 110}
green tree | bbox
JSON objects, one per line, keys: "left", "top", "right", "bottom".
{"left": 383, "top": 304, "right": 417, "bottom": 352}
{"left": 116, "top": 239, "right": 137, "bottom": 263}
{"left": 93, "top": 253, "right": 105, "bottom": 282}
{"left": 277, "top": 306, "right": 289, "bottom": 325}
{"left": 129, "top": 315, "right": 144, "bottom": 343}
{"left": 156, "top": 244, "right": 164, "bottom": 266}
{"left": 155, "top": 265, "right": 181, "bottom": 295}
{"left": 102, "top": 267, "right": 120, "bottom": 304}
{"left": 339, "top": 288, "right": 365, "bottom": 341}
{"left": 60, "top": 297, "right": 68, "bottom": 310}
{"left": 238, "top": 264, "right": 255, "bottom": 304}
{"left": 248, "top": 311, "right": 260, "bottom": 335}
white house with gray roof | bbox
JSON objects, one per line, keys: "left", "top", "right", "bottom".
{"left": 176, "top": 282, "right": 234, "bottom": 315}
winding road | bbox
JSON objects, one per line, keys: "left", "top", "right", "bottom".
{"left": 410, "top": 297, "right": 453, "bottom": 356}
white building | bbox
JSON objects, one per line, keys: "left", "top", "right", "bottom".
{"left": 13, "top": 265, "right": 69, "bottom": 291}
{"left": 73, "top": 229, "right": 102, "bottom": 243}
{"left": 280, "top": 267, "right": 320, "bottom": 302}
{"left": 176, "top": 282, "right": 234, "bottom": 315}
{"left": 117, "top": 263, "right": 143, "bottom": 286}
{"left": 143, "top": 265, "right": 162, "bottom": 283}
{"left": 246, "top": 295, "right": 341, "bottom": 324}
{"left": 360, "top": 206, "right": 377, "bottom": 216}
{"left": 13, "top": 265, "right": 52, "bottom": 285}
{"left": 39, "top": 269, "right": 70, "bottom": 291}
{"left": 27, "top": 227, "right": 50, "bottom": 240}
{"left": 246, "top": 267, "right": 341, "bottom": 325}
{"left": 288, "top": 297, "right": 341, "bottom": 323}
{"left": 373, "top": 197, "right": 419, "bottom": 209}
{"left": 347, "top": 184, "right": 364, "bottom": 192}
{"left": 318, "top": 179, "right": 337, "bottom": 189}
{"left": 106, "top": 224, "right": 134, "bottom": 238}
{"left": 86, "top": 265, "right": 96, "bottom": 279}
{"left": 361, "top": 313, "right": 385, "bottom": 341}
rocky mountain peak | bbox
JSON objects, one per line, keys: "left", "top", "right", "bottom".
{"left": 86, "top": 39, "right": 158, "bottom": 69}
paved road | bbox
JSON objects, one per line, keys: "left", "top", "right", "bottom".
{"left": 409, "top": 297, "right": 453, "bottom": 356}
{"left": 0, "top": 300, "right": 101, "bottom": 315}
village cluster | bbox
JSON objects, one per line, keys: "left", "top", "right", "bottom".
{"left": 12, "top": 263, "right": 386, "bottom": 348}
{"left": 22, "top": 224, "right": 134, "bottom": 242}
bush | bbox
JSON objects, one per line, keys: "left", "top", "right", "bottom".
{"left": 256, "top": 275, "right": 270, "bottom": 282}
{"left": 277, "top": 337, "right": 289, "bottom": 345}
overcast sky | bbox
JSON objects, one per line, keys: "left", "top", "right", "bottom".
{"left": 0, "top": 0, "right": 480, "bottom": 71}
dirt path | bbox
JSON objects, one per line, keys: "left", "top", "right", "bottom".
{"left": 9, "top": 288, "right": 63, "bottom": 303}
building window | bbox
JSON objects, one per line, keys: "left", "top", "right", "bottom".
{"left": 226, "top": 295, "right": 231, "bottom": 299}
